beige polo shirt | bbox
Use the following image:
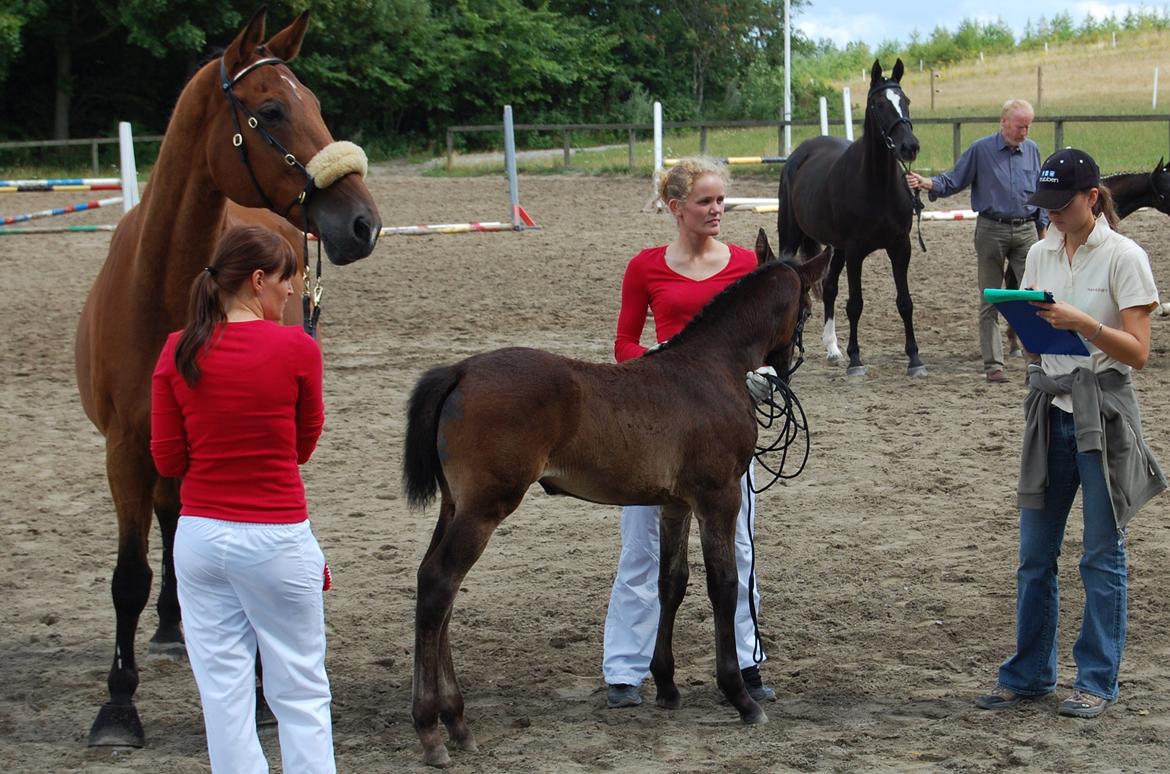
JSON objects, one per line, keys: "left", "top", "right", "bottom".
{"left": 1021, "top": 214, "right": 1159, "bottom": 411}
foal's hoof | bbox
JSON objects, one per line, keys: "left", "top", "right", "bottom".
{"left": 655, "top": 686, "right": 682, "bottom": 710}
{"left": 87, "top": 702, "right": 145, "bottom": 748}
{"left": 423, "top": 744, "right": 451, "bottom": 768}
{"left": 907, "top": 365, "right": 928, "bottom": 378}
{"left": 740, "top": 704, "right": 769, "bottom": 725}
{"left": 845, "top": 365, "right": 867, "bottom": 377}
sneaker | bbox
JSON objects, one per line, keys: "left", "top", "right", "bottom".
{"left": 975, "top": 685, "right": 1031, "bottom": 710}
{"left": 1058, "top": 691, "right": 1114, "bottom": 718}
{"left": 986, "top": 368, "right": 1009, "bottom": 383}
{"left": 606, "top": 683, "right": 642, "bottom": 708}
{"left": 741, "top": 666, "right": 776, "bottom": 702}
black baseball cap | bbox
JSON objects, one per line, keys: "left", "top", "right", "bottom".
{"left": 1027, "top": 148, "right": 1101, "bottom": 210}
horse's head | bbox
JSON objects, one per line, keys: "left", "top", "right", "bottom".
{"left": 867, "top": 59, "right": 919, "bottom": 164}
{"left": 208, "top": 9, "right": 382, "bottom": 265}
{"left": 1150, "top": 157, "right": 1170, "bottom": 215}
{"left": 754, "top": 229, "right": 831, "bottom": 379}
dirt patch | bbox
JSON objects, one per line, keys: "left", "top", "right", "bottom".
{"left": 3, "top": 174, "right": 1170, "bottom": 772}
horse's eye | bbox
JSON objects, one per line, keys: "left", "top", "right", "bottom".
{"left": 258, "top": 104, "right": 284, "bottom": 123}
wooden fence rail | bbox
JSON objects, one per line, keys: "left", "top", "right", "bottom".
{"left": 446, "top": 115, "right": 1170, "bottom": 171}
{"left": 0, "top": 135, "right": 165, "bottom": 174}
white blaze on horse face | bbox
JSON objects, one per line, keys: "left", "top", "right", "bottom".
{"left": 885, "top": 89, "right": 904, "bottom": 119}
{"left": 823, "top": 318, "right": 842, "bottom": 361}
{"left": 279, "top": 75, "right": 304, "bottom": 103}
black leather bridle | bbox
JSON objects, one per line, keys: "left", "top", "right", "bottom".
{"left": 220, "top": 56, "right": 323, "bottom": 338}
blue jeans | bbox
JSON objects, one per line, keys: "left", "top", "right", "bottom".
{"left": 998, "top": 406, "right": 1127, "bottom": 700}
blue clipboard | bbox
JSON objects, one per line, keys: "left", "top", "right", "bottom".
{"left": 983, "top": 288, "right": 1090, "bottom": 355}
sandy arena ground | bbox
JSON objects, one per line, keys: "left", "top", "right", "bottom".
{"left": 3, "top": 170, "right": 1170, "bottom": 773}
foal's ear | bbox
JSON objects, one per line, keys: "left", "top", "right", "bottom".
{"left": 265, "top": 11, "right": 310, "bottom": 63}
{"left": 224, "top": 7, "right": 268, "bottom": 74}
{"left": 754, "top": 228, "right": 777, "bottom": 265}
{"left": 1156, "top": 157, "right": 1166, "bottom": 174}
{"left": 870, "top": 59, "right": 883, "bottom": 86}
{"left": 892, "top": 58, "right": 905, "bottom": 83}
{"left": 795, "top": 246, "right": 832, "bottom": 290}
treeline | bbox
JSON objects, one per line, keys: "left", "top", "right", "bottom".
{"left": 900, "top": 7, "right": 1170, "bottom": 69}
{"left": 1, "top": 2, "right": 1165, "bottom": 158}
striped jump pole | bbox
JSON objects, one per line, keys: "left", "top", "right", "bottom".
{"left": 2, "top": 196, "right": 123, "bottom": 225}
{"left": 920, "top": 209, "right": 979, "bottom": 221}
{"left": 0, "top": 180, "right": 122, "bottom": 193}
{"left": 664, "top": 156, "right": 787, "bottom": 167}
{"left": 308, "top": 221, "right": 521, "bottom": 240}
{"left": 0, "top": 224, "right": 117, "bottom": 235}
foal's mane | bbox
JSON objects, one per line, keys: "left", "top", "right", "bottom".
{"left": 649, "top": 259, "right": 799, "bottom": 355}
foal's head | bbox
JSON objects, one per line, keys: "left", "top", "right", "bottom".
{"left": 867, "top": 58, "right": 919, "bottom": 163}
{"left": 753, "top": 229, "right": 831, "bottom": 378}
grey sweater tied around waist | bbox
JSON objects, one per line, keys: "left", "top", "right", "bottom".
{"left": 1020, "top": 364, "right": 1167, "bottom": 531}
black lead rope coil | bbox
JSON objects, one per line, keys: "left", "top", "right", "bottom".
{"left": 749, "top": 373, "right": 810, "bottom": 494}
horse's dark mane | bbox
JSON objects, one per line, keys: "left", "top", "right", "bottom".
{"left": 648, "top": 259, "right": 798, "bottom": 355}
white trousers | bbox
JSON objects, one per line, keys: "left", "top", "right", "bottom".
{"left": 175, "top": 516, "right": 335, "bottom": 774}
{"left": 602, "top": 467, "right": 765, "bottom": 686}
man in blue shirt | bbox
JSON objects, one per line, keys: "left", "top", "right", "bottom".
{"left": 906, "top": 99, "right": 1049, "bottom": 383}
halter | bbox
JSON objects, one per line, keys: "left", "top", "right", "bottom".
{"left": 1150, "top": 169, "right": 1169, "bottom": 209}
{"left": 220, "top": 56, "right": 322, "bottom": 338}
{"left": 869, "top": 80, "right": 927, "bottom": 251}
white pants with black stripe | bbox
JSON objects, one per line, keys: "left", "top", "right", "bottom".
{"left": 602, "top": 466, "right": 765, "bottom": 686}
{"left": 175, "top": 516, "right": 334, "bottom": 774}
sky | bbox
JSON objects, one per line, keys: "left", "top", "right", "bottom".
{"left": 794, "top": 1, "right": 1156, "bottom": 49}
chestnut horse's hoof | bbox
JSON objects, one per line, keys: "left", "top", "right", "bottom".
{"left": 423, "top": 744, "right": 451, "bottom": 767}
{"left": 88, "top": 702, "right": 145, "bottom": 748}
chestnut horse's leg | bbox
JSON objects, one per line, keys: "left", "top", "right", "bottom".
{"left": 149, "top": 478, "right": 184, "bottom": 657}
{"left": 413, "top": 493, "right": 514, "bottom": 767}
{"left": 695, "top": 487, "right": 764, "bottom": 725}
{"left": 821, "top": 246, "right": 846, "bottom": 362}
{"left": 888, "top": 238, "right": 926, "bottom": 377}
{"left": 88, "top": 436, "right": 157, "bottom": 747}
{"left": 649, "top": 506, "right": 692, "bottom": 710}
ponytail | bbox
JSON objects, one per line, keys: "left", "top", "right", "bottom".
{"left": 173, "top": 225, "right": 297, "bottom": 386}
{"left": 1093, "top": 184, "right": 1119, "bottom": 230}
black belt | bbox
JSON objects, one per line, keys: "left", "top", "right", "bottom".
{"left": 980, "top": 213, "right": 1035, "bottom": 226}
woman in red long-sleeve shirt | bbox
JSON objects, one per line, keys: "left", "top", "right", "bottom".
{"left": 151, "top": 225, "right": 333, "bottom": 773}
{"left": 603, "top": 157, "right": 775, "bottom": 709}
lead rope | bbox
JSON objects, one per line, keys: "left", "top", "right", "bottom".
{"left": 301, "top": 218, "right": 323, "bottom": 339}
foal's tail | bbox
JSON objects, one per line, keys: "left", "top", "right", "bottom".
{"left": 403, "top": 363, "right": 461, "bottom": 510}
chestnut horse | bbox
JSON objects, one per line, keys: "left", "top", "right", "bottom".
{"left": 402, "top": 231, "right": 830, "bottom": 767}
{"left": 75, "top": 10, "right": 382, "bottom": 746}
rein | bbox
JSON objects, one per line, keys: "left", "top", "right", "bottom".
{"left": 220, "top": 56, "right": 324, "bottom": 339}
{"left": 869, "top": 81, "right": 927, "bottom": 252}
{"left": 750, "top": 305, "right": 811, "bottom": 494}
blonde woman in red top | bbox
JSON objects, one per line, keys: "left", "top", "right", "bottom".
{"left": 604, "top": 157, "right": 774, "bottom": 708}
{"left": 151, "top": 225, "right": 331, "bottom": 773}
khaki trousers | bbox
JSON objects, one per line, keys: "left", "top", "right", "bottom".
{"left": 974, "top": 216, "right": 1037, "bottom": 371}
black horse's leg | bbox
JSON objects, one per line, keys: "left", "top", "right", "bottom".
{"left": 649, "top": 506, "right": 692, "bottom": 710}
{"left": 149, "top": 478, "right": 184, "bottom": 657}
{"left": 821, "top": 246, "right": 846, "bottom": 362}
{"left": 843, "top": 252, "right": 867, "bottom": 376}
{"left": 88, "top": 438, "right": 156, "bottom": 747}
{"left": 695, "top": 487, "right": 763, "bottom": 725}
{"left": 413, "top": 493, "right": 513, "bottom": 767}
{"left": 889, "top": 239, "right": 926, "bottom": 377}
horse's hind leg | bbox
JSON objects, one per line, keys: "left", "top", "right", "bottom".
{"left": 821, "top": 247, "right": 845, "bottom": 362}
{"left": 649, "top": 506, "right": 692, "bottom": 710}
{"left": 149, "top": 478, "right": 184, "bottom": 658}
{"left": 413, "top": 491, "right": 517, "bottom": 766}
{"left": 694, "top": 490, "right": 763, "bottom": 724}
{"left": 88, "top": 437, "right": 156, "bottom": 747}
{"left": 888, "top": 240, "right": 926, "bottom": 376}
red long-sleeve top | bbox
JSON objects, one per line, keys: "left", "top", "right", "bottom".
{"left": 613, "top": 244, "right": 757, "bottom": 362}
{"left": 151, "top": 320, "right": 324, "bottom": 523}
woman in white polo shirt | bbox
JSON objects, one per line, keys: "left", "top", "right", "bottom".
{"left": 975, "top": 148, "right": 1166, "bottom": 719}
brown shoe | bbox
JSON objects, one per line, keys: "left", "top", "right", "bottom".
{"left": 1058, "top": 691, "right": 1114, "bottom": 718}
{"left": 986, "top": 368, "right": 1009, "bottom": 383}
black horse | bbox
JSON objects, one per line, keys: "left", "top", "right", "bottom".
{"left": 777, "top": 59, "right": 923, "bottom": 376}
{"left": 1104, "top": 159, "right": 1170, "bottom": 218}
